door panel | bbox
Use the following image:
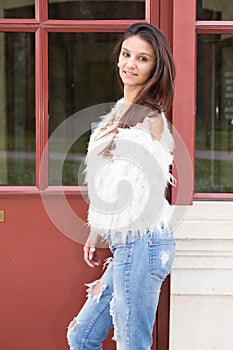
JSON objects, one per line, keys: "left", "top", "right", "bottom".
{"left": 0, "top": 196, "right": 114, "bottom": 349}
{"left": 0, "top": 196, "right": 166, "bottom": 349}
{"left": 0, "top": 1, "right": 170, "bottom": 349}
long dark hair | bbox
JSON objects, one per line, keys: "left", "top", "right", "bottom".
{"left": 100, "top": 22, "right": 176, "bottom": 156}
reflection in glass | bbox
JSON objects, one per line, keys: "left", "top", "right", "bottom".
{"left": 197, "top": 0, "right": 233, "bottom": 20}
{"left": 196, "top": 34, "right": 233, "bottom": 193}
{"left": 1, "top": 1, "right": 34, "bottom": 18}
{"left": 49, "top": 32, "right": 121, "bottom": 185}
{"left": 0, "top": 33, "right": 35, "bottom": 185}
{"left": 49, "top": 0, "right": 145, "bottom": 20}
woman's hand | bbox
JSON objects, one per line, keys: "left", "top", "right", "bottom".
{"left": 83, "top": 245, "right": 101, "bottom": 268}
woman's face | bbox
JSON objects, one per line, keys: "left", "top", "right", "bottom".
{"left": 118, "top": 35, "right": 155, "bottom": 90}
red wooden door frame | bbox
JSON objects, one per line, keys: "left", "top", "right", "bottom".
{"left": 156, "top": 1, "right": 174, "bottom": 349}
{"left": 0, "top": 1, "right": 177, "bottom": 349}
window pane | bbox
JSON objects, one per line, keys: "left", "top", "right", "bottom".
{"left": 196, "top": 34, "right": 233, "bottom": 193}
{"left": 48, "top": 32, "right": 121, "bottom": 185}
{"left": 49, "top": 0, "right": 145, "bottom": 20}
{"left": 0, "top": 1, "right": 35, "bottom": 18}
{"left": 0, "top": 33, "right": 35, "bottom": 185}
{"left": 197, "top": 0, "right": 233, "bottom": 20}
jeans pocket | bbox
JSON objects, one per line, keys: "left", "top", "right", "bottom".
{"left": 148, "top": 239, "right": 176, "bottom": 280}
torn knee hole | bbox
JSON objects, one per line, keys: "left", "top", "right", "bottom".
{"left": 92, "top": 281, "right": 104, "bottom": 296}
{"left": 86, "top": 280, "right": 106, "bottom": 302}
{"left": 68, "top": 318, "right": 78, "bottom": 330}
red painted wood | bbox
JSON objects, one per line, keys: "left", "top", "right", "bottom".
{"left": 157, "top": 276, "right": 171, "bottom": 350}
{"left": 0, "top": 20, "right": 39, "bottom": 31}
{"left": 36, "top": 26, "right": 49, "bottom": 190}
{"left": 145, "top": 0, "right": 150, "bottom": 22}
{"left": 155, "top": 2, "right": 174, "bottom": 349}
{"left": 36, "top": 0, "right": 48, "bottom": 22}
{"left": 42, "top": 19, "right": 147, "bottom": 32}
{"left": 0, "top": 196, "right": 115, "bottom": 350}
{"left": 194, "top": 193, "right": 233, "bottom": 200}
{"left": 196, "top": 20, "right": 233, "bottom": 33}
{"left": 0, "top": 19, "right": 39, "bottom": 25}
{"left": 160, "top": 0, "right": 173, "bottom": 47}
{"left": 172, "top": 0, "right": 196, "bottom": 205}
{"left": 0, "top": 187, "right": 86, "bottom": 196}
{"left": 147, "top": 0, "right": 159, "bottom": 25}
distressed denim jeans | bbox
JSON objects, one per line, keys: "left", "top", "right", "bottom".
{"left": 67, "top": 230, "right": 176, "bottom": 350}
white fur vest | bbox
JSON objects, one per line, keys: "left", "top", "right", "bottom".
{"left": 85, "top": 99, "right": 176, "bottom": 244}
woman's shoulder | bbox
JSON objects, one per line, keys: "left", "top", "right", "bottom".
{"left": 146, "top": 113, "right": 164, "bottom": 141}
{"left": 116, "top": 112, "right": 174, "bottom": 154}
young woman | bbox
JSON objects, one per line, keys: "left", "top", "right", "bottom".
{"left": 67, "top": 22, "right": 176, "bottom": 350}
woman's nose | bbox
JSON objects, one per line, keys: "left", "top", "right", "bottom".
{"left": 126, "top": 57, "right": 136, "bottom": 68}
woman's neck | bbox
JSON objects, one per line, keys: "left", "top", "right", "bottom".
{"left": 123, "top": 86, "right": 141, "bottom": 104}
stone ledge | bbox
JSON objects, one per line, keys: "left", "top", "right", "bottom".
{"left": 169, "top": 295, "right": 233, "bottom": 350}
{"left": 175, "top": 220, "right": 233, "bottom": 238}
{"left": 171, "top": 269, "right": 233, "bottom": 295}
{"left": 175, "top": 201, "right": 233, "bottom": 221}
{"left": 171, "top": 201, "right": 233, "bottom": 296}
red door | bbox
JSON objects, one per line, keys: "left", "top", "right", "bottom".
{"left": 0, "top": 1, "right": 172, "bottom": 349}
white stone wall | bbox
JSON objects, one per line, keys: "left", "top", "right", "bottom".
{"left": 170, "top": 201, "right": 233, "bottom": 350}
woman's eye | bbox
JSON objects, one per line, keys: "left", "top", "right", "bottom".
{"left": 122, "top": 52, "right": 129, "bottom": 57}
{"left": 139, "top": 56, "right": 147, "bottom": 62}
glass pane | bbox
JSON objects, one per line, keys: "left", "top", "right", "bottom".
{"left": 196, "top": 34, "right": 233, "bottom": 193}
{"left": 49, "top": 32, "right": 121, "bottom": 185}
{"left": 0, "top": 1, "right": 35, "bottom": 18}
{"left": 0, "top": 33, "right": 35, "bottom": 186}
{"left": 197, "top": 0, "right": 233, "bottom": 20}
{"left": 49, "top": 0, "right": 145, "bottom": 20}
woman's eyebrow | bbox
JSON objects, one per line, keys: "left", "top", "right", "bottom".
{"left": 122, "top": 47, "right": 152, "bottom": 57}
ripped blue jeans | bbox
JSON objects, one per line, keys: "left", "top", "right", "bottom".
{"left": 67, "top": 230, "right": 176, "bottom": 350}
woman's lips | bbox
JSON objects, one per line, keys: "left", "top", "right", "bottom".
{"left": 124, "top": 71, "right": 138, "bottom": 76}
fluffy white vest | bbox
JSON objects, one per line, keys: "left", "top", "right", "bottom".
{"left": 85, "top": 99, "right": 175, "bottom": 244}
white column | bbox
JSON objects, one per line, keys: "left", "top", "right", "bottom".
{"left": 170, "top": 201, "right": 233, "bottom": 350}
